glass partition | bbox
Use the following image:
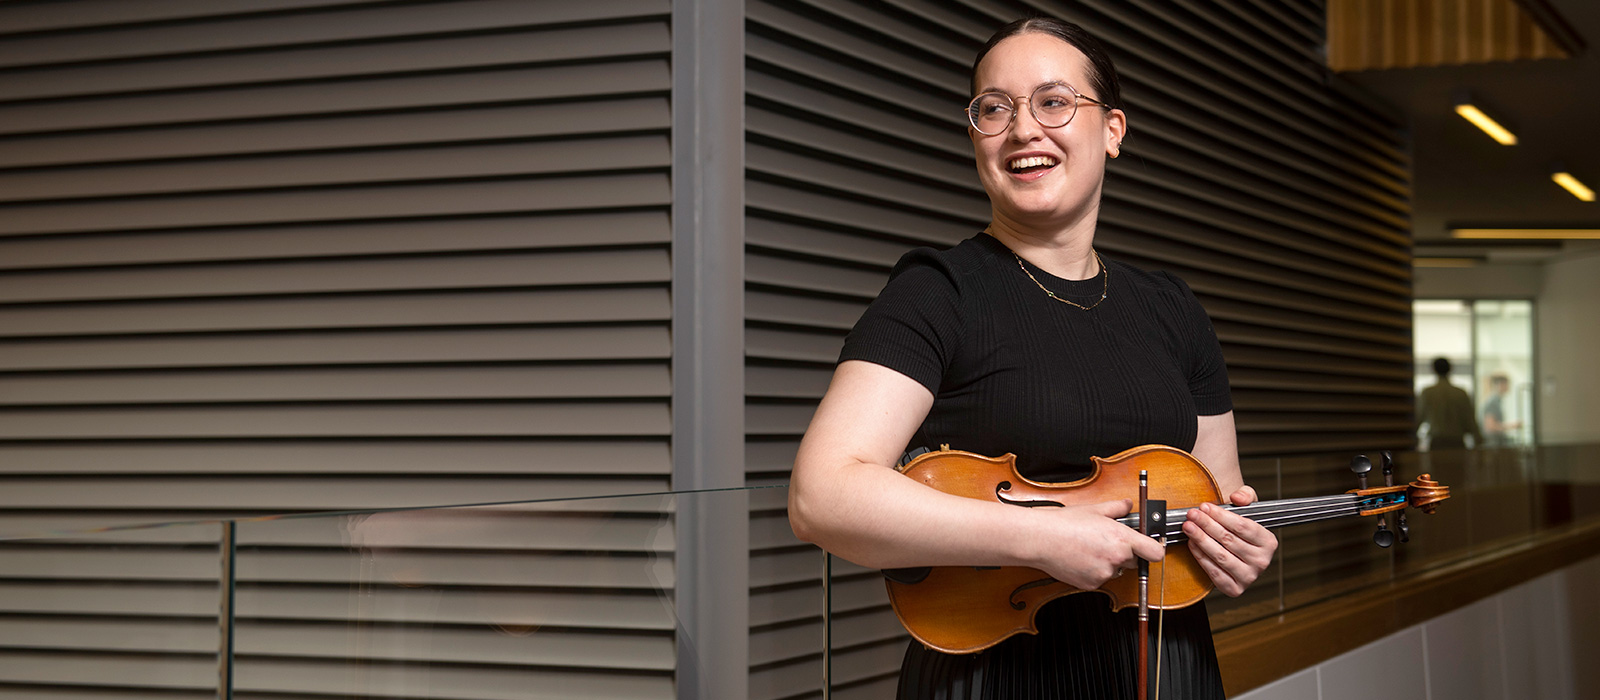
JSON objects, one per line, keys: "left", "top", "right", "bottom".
{"left": 0, "top": 521, "right": 224, "bottom": 696}
{"left": 4, "top": 446, "right": 1597, "bottom": 700}
{"left": 0, "top": 487, "right": 825, "bottom": 700}
{"left": 229, "top": 491, "right": 688, "bottom": 700}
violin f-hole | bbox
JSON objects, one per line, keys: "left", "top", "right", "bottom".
{"left": 995, "top": 481, "right": 1065, "bottom": 508}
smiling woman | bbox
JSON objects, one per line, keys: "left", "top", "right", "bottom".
{"left": 787, "top": 15, "right": 1277, "bottom": 700}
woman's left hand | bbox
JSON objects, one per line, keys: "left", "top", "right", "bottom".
{"left": 1182, "top": 485, "right": 1278, "bottom": 597}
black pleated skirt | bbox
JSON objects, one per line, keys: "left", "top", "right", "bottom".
{"left": 896, "top": 594, "right": 1226, "bottom": 700}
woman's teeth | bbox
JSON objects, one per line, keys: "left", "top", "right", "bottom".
{"left": 1008, "top": 156, "right": 1058, "bottom": 172}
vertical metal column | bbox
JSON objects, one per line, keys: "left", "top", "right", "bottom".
{"left": 822, "top": 551, "right": 833, "bottom": 699}
{"left": 218, "top": 521, "right": 236, "bottom": 700}
{"left": 671, "top": 0, "right": 747, "bottom": 698}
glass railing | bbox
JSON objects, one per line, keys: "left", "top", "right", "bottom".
{"left": 3, "top": 443, "right": 1596, "bottom": 699}
{"left": 0, "top": 486, "right": 825, "bottom": 700}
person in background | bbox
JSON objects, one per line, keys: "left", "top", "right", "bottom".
{"left": 1481, "top": 372, "right": 1521, "bottom": 447}
{"left": 1416, "top": 357, "right": 1481, "bottom": 450}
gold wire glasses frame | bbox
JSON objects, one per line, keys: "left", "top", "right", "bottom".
{"left": 966, "top": 82, "right": 1111, "bottom": 136}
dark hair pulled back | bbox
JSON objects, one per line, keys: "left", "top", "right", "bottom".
{"left": 971, "top": 16, "right": 1123, "bottom": 113}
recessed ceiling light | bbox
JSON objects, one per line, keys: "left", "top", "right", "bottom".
{"left": 1551, "top": 171, "right": 1596, "bottom": 202}
{"left": 1453, "top": 91, "right": 1517, "bottom": 146}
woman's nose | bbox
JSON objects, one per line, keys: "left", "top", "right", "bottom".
{"left": 1009, "top": 101, "right": 1045, "bottom": 141}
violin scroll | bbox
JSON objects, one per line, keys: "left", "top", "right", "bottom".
{"left": 1406, "top": 474, "right": 1450, "bottom": 514}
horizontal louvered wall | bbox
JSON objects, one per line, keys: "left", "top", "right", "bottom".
{"left": 744, "top": 0, "right": 1410, "bottom": 695}
{"left": 0, "top": 1, "right": 676, "bottom": 698}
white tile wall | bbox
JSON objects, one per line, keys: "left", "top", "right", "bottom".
{"left": 1425, "top": 596, "right": 1503, "bottom": 700}
{"left": 1235, "top": 554, "right": 1597, "bottom": 700}
{"left": 1320, "top": 627, "right": 1428, "bottom": 700}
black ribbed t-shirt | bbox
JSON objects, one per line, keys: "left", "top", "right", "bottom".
{"left": 841, "top": 232, "right": 1232, "bottom": 480}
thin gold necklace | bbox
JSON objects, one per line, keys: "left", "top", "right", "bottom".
{"left": 1013, "top": 249, "right": 1108, "bottom": 311}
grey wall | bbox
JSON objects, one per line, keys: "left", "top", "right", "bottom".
{"left": 1536, "top": 249, "right": 1600, "bottom": 446}
{"left": 0, "top": 1, "right": 681, "bottom": 697}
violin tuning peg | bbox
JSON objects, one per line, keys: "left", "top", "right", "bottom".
{"left": 1350, "top": 455, "right": 1372, "bottom": 475}
{"left": 1381, "top": 451, "right": 1394, "bottom": 475}
{"left": 1398, "top": 513, "right": 1410, "bottom": 543}
{"left": 1373, "top": 524, "right": 1394, "bottom": 548}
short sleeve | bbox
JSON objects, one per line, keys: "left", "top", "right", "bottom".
{"left": 837, "top": 248, "right": 965, "bottom": 395}
{"left": 1163, "top": 272, "right": 1233, "bottom": 416}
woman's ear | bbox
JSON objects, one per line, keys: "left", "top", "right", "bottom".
{"left": 1105, "top": 108, "right": 1127, "bottom": 158}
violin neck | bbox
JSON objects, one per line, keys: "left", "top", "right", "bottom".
{"left": 1122, "top": 494, "right": 1370, "bottom": 543}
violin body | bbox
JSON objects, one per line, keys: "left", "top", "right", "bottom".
{"left": 886, "top": 445, "right": 1224, "bottom": 654}
{"left": 886, "top": 445, "right": 1451, "bottom": 655}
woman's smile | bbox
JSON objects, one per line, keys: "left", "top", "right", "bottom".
{"left": 1007, "top": 153, "right": 1060, "bottom": 179}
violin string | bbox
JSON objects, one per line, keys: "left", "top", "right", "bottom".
{"left": 1121, "top": 494, "right": 1392, "bottom": 542}
{"left": 1116, "top": 495, "right": 1366, "bottom": 530}
{"left": 1148, "top": 504, "right": 1370, "bottom": 543}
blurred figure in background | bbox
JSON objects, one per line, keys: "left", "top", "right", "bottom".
{"left": 1417, "top": 357, "right": 1482, "bottom": 450}
{"left": 1481, "top": 372, "right": 1522, "bottom": 447}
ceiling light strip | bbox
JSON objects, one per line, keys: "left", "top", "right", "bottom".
{"left": 1451, "top": 228, "right": 1600, "bottom": 239}
{"left": 1551, "top": 172, "right": 1596, "bottom": 202}
{"left": 1453, "top": 104, "right": 1517, "bottom": 145}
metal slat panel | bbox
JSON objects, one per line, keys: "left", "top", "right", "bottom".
{"left": 0, "top": 547, "right": 218, "bottom": 580}
{"left": 0, "top": 0, "right": 667, "bottom": 67}
{"left": 233, "top": 585, "right": 677, "bottom": 630}
{"left": 0, "top": 477, "right": 671, "bottom": 511}
{"left": 233, "top": 657, "right": 673, "bottom": 700}
{"left": 0, "top": 1, "right": 408, "bottom": 36}
{"left": 747, "top": 179, "right": 976, "bottom": 245}
{"left": 0, "top": 403, "right": 671, "bottom": 439}
{"left": 0, "top": 22, "right": 671, "bottom": 102}
{"left": 0, "top": 441, "right": 671, "bottom": 477}
{"left": 233, "top": 621, "right": 675, "bottom": 670}
{"left": 0, "top": 98, "right": 672, "bottom": 170}
{"left": 0, "top": 136, "right": 671, "bottom": 204}
{"left": 0, "top": 364, "right": 672, "bottom": 404}
{"left": 746, "top": 290, "right": 867, "bottom": 331}
{"left": 0, "top": 173, "right": 671, "bottom": 237}
{"left": 233, "top": 550, "right": 666, "bottom": 589}
{"left": 0, "top": 617, "right": 214, "bottom": 654}
{"left": 746, "top": 365, "right": 833, "bottom": 400}
{"left": 746, "top": 142, "right": 990, "bottom": 223}
{"left": 0, "top": 326, "right": 672, "bottom": 370}
{"left": 0, "top": 212, "right": 672, "bottom": 270}
{"left": 3, "top": 3, "right": 682, "bottom": 697}
{"left": 746, "top": 326, "right": 845, "bottom": 365}
{"left": 0, "top": 253, "right": 670, "bottom": 305}
{"left": 0, "top": 60, "right": 671, "bottom": 137}
{"left": 0, "top": 652, "right": 214, "bottom": 692}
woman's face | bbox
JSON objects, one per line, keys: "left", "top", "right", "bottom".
{"left": 970, "top": 32, "right": 1125, "bottom": 232}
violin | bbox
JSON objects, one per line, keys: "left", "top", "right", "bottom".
{"left": 884, "top": 445, "right": 1450, "bottom": 655}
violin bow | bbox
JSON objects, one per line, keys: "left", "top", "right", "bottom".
{"left": 1136, "top": 470, "right": 1168, "bottom": 700}
{"left": 1137, "top": 471, "right": 1148, "bottom": 700}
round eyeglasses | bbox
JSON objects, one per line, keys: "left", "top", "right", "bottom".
{"left": 967, "top": 82, "right": 1110, "bottom": 136}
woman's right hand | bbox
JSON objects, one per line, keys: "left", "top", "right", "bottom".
{"left": 1028, "top": 498, "right": 1166, "bottom": 589}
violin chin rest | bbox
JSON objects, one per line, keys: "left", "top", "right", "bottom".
{"left": 882, "top": 566, "right": 933, "bottom": 585}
